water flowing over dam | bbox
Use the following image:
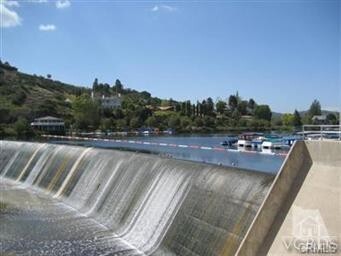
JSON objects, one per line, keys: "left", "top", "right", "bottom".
{"left": 2, "top": 140, "right": 339, "bottom": 255}
{"left": 0, "top": 141, "right": 274, "bottom": 256}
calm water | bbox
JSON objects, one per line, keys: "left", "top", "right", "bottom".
{"left": 50, "top": 134, "right": 287, "bottom": 173}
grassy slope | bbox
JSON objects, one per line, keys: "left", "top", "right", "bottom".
{"left": 0, "top": 66, "right": 89, "bottom": 125}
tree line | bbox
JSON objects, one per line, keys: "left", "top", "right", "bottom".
{"left": 0, "top": 64, "right": 339, "bottom": 139}
{"left": 69, "top": 79, "right": 338, "bottom": 134}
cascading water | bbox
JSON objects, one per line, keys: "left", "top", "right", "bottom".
{"left": 0, "top": 141, "right": 274, "bottom": 255}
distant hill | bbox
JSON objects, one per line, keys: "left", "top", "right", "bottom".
{"left": 271, "top": 112, "right": 283, "bottom": 119}
{"left": 273, "top": 110, "right": 339, "bottom": 119}
{"left": 299, "top": 110, "right": 339, "bottom": 116}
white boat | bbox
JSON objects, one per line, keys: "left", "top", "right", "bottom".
{"left": 238, "top": 139, "right": 252, "bottom": 147}
{"left": 237, "top": 133, "right": 263, "bottom": 147}
{"left": 262, "top": 141, "right": 282, "bottom": 149}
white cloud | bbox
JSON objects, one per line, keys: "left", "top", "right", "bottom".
{"left": 151, "top": 5, "right": 176, "bottom": 12}
{"left": 39, "top": 24, "right": 56, "bottom": 31}
{"left": 56, "top": 0, "right": 70, "bottom": 9}
{"left": 0, "top": 1, "right": 21, "bottom": 28}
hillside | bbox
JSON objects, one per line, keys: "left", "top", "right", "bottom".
{"left": 1, "top": 61, "right": 338, "bottom": 138}
{"left": 0, "top": 61, "right": 89, "bottom": 125}
{"left": 0, "top": 61, "right": 161, "bottom": 130}
{"left": 0, "top": 61, "right": 167, "bottom": 137}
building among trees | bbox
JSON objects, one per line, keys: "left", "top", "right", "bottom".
{"left": 312, "top": 115, "right": 327, "bottom": 124}
{"left": 30, "top": 116, "right": 65, "bottom": 134}
{"left": 99, "top": 95, "right": 122, "bottom": 109}
{"left": 91, "top": 91, "right": 122, "bottom": 109}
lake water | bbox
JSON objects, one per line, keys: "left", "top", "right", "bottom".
{"left": 50, "top": 134, "right": 288, "bottom": 173}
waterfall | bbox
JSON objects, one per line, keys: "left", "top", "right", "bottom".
{"left": 0, "top": 141, "right": 274, "bottom": 256}
{"left": 54, "top": 147, "right": 93, "bottom": 198}
{"left": 16, "top": 143, "right": 46, "bottom": 182}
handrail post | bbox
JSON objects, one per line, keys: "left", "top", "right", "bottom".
{"left": 339, "top": 115, "right": 341, "bottom": 140}
{"left": 320, "top": 125, "right": 323, "bottom": 140}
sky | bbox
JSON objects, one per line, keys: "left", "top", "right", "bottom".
{"left": 1, "top": 0, "right": 340, "bottom": 113}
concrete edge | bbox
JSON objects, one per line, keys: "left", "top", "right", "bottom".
{"left": 234, "top": 141, "right": 313, "bottom": 256}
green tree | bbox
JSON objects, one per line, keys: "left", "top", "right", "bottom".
{"left": 113, "top": 108, "right": 124, "bottom": 119}
{"left": 231, "top": 109, "right": 241, "bottom": 122}
{"left": 114, "top": 79, "right": 123, "bottom": 93}
{"left": 271, "top": 116, "right": 283, "bottom": 127}
{"left": 200, "top": 100, "right": 207, "bottom": 116}
{"left": 129, "top": 117, "right": 141, "bottom": 129}
{"left": 0, "top": 125, "right": 4, "bottom": 139}
{"left": 194, "top": 117, "right": 203, "bottom": 127}
{"left": 248, "top": 98, "right": 256, "bottom": 111}
{"left": 11, "top": 91, "right": 26, "bottom": 105}
{"left": 92, "top": 78, "right": 99, "bottom": 91}
{"left": 228, "top": 95, "right": 238, "bottom": 110}
{"left": 145, "top": 116, "right": 157, "bottom": 127}
{"left": 282, "top": 113, "right": 294, "bottom": 126}
{"left": 185, "top": 100, "right": 192, "bottom": 116}
{"left": 116, "top": 119, "right": 127, "bottom": 131}
{"left": 140, "top": 91, "right": 151, "bottom": 99}
{"left": 0, "top": 108, "right": 11, "bottom": 123}
{"left": 196, "top": 102, "right": 203, "bottom": 117}
{"left": 203, "top": 116, "right": 215, "bottom": 127}
{"left": 293, "top": 110, "right": 302, "bottom": 127}
{"left": 216, "top": 100, "right": 226, "bottom": 114}
{"left": 254, "top": 105, "right": 272, "bottom": 121}
{"left": 175, "top": 102, "right": 181, "bottom": 112}
{"left": 14, "top": 117, "right": 33, "bottom": 138}
{"left": 308, "top": 99, "right": 322, "bottom": 117}
{"left": 72, "top": 94, "right": 100, "bottom": 130}
{"left": 237, "top": 100, "right": 248, "bottom": 115}
{"left": 180, "top": 116, "right": 192, "bottom": 129}
{"left": 206, "top": 97, "right": 214, "bottom": 115}
{"left": 168, "top": 116, "right": 180, "bottom": 129}
{"left": 100, "top": 118, "right": 113, "bottom": 131}
{"left": 326, "top": 113, "right": 337, "bottom": 125}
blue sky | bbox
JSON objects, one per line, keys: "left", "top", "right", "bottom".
{"left": 1, "top": 0, "right": 340, "bottom": 113}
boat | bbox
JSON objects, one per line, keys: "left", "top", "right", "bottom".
{"left": 262, "top": 134, "right": 283, "bottom": 149}
{"left": 251, "top": 135, "right": 266, "bottom": 148}
{"left": 220, "top": 136, "right": 238, "bottom": 147}
{"left": 282, "top": 135, "right": 303, "bottom": 146}
{"left": 237, "top": 132, "right": 263, "bottom": 147}
{"left": 138, "top": 127, "right": 153, "bottom": 136}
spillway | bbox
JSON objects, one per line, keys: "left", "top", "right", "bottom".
{"left": 0, "top": 140, "right": 274, "bottom": 255}
{"left": 3, "top": 140, "right": 339, "bottom": 255}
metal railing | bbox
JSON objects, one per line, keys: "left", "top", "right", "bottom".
{"left": 301, "top": 125, "right": 341, "bottom": 140}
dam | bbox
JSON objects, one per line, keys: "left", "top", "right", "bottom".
{"left": 0, "top": 140, "right": 340, "bottom": 255}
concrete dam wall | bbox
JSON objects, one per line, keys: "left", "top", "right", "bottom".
{"left": 0, "top": 141, "right": 274, "bottom": 256}
{"left": 236, "top": 140, "right": 340, "bottom": 255}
